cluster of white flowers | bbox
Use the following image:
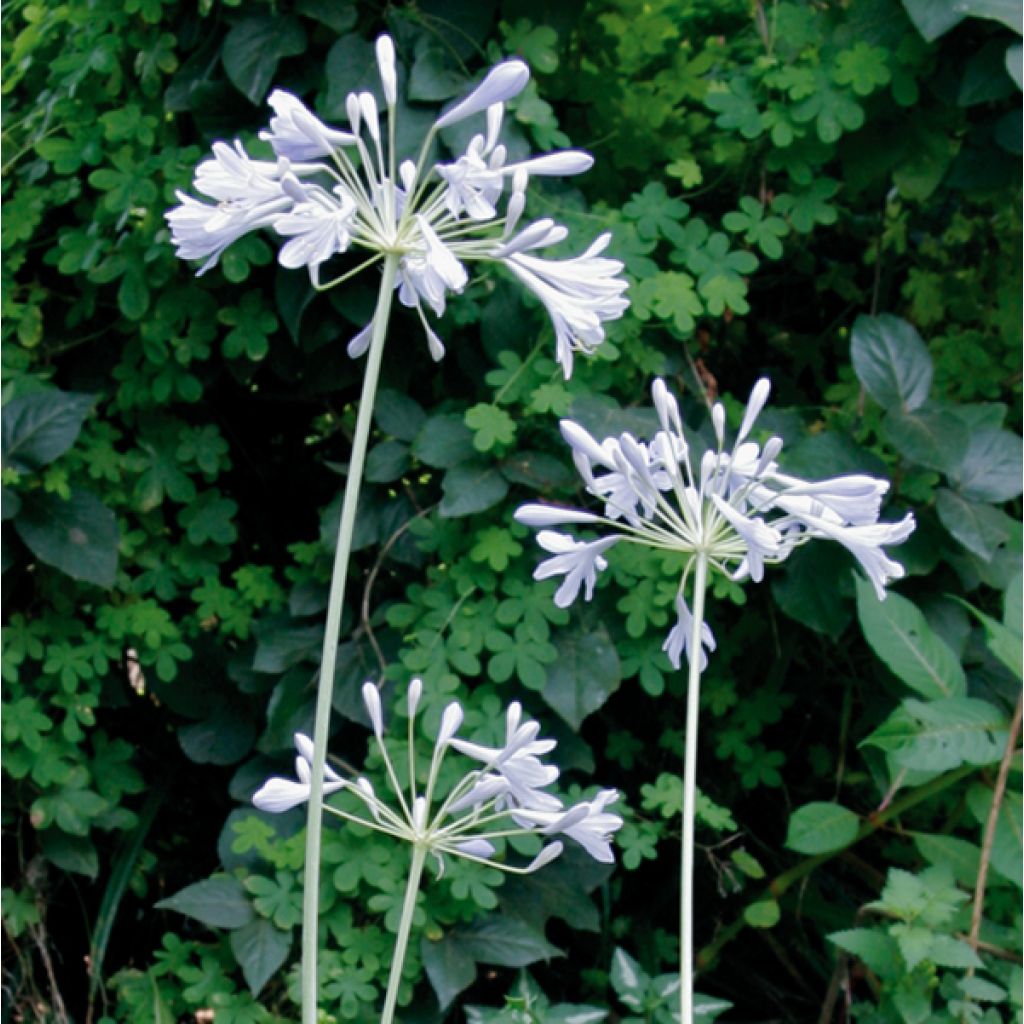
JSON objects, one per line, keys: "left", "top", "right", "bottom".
{"left": 253, "top": 680, "right": 623, "bottom": 870}
{"left": 516, "top": 377, "right": 916, "bottom": 670}
{"left": 166, "top": 36, "right": 628, "bottom": 377}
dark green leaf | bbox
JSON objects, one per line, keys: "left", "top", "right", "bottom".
{"left": 439, "top": 464, "right": 508, "bottom": 518}
{"left": 295, "top": 0, "right": 357, "bottom": 32}
{"left": 952, "top": 427, "right": 1023, "bottom": 503}
{"left": 2, "top": 391, "right": 96, "bottom": 471}
{"left": 935, "top": 488, "right": 1012, "bottom": 561}
{"left": 409, "top": 43, "right": 469, "bottom": 101}
{"left": 230, "top": 917, "right": 291, "bottom": 996}
{"left": 855, "top": 577, "right": 966, "bottom": 699}
{"left": 40, "top": 830, "right": 99, "bottom": 878}
{"left": 881, "top": 408, "right": 968, "bottom": 474}
{"left": 421, "top": 933, "right": 477, "bottom": 1011}
{"left": 222, "top": 16, "right": 307, "bottom": 104}
{"left": 15, "top": 489, "right": 119, "bottom": 587}
{"left": 542, "top": 626, "right": 621, "bottom": 730}
{"left": 455, "top": 915, "right": 562, "bottom": 967}
{"left": 772, "top": 544, "right": 853, "bottom": 639}
{"left": 412, "top": 414, "right": 475, "bottom": 468}
{"left": 179, "top": 702, "right": 256, "bottom": 765}
{"left": 365, "top": 441, "right": 410, "bottom": 483}
{"left": 156, "top": 875, "right": 255, "bottom": 929}
{"left": 323, "top": 34, "right": 379, "bottom": 116}
{"left": 375, "top": 389, "right": 426, "bottom": 441}
{"left": 850, "top": 314, "right": 933, "bottom": 412}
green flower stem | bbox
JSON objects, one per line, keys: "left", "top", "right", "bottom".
{"left": 381, "top": 844, "right": 428, "bottom": 1024}
{"left": 301, "top": 254, "right": 400, "bottom": 1024}
{"left": 680, "top": 552, "right": 709, "bottom": 1024}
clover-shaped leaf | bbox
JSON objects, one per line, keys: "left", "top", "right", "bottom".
{"left": 722, "top": 197, "right": 790, "bottom": 259}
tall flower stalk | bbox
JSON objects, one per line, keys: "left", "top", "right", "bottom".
{"left": 515, "top": 377, "right": 915, "bottom": 1022}
{"left": 167, "top": 36, "right": 628, "bottom": 1024}
{"left": 253, "top": 681, "right": 623, "bottom": 1024}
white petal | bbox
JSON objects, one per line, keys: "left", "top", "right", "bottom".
{"left": 454, "top": 838, "right": 496, "bottom": 858}
{"left": 435, "top": 60, "right": 530, "bottom": 129}
{"left": 514, "top": 504, "right": 602, "bottom": 527}
{"left": 737, "top": 378, "right": 771, "bottom": 443}
{"left": 407, "top": 677, "right": 423, "bottom": 718}
{"left": 376, "top": 35, "right": 397, "bottom": 106}
{"left": 362, "top": 682, "right": 384, "bottom": 737}
{"left": 252, "top": 777, "right": 310, "bottom": 813}
{"left": 437, "top": 702, "right": 465, "bottom": 745}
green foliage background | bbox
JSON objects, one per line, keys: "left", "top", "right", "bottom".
{"left": 2, "top": 1, "right": 1021, "bottom": 1022}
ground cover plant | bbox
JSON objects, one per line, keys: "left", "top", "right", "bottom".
{"left": 2, "top": 1, "right": 1022, "bottom": 1023}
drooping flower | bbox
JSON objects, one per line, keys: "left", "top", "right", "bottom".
{"left": 166, "top": 36, "right": 628, "bottom": 376}
{"left": 251, "top": 679, "right": 623, "bottom": 873}
{"left": 516, "top": 377, "right": 915, "bottom": 669}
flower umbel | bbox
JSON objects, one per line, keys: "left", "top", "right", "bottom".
{"left": 252, "top": 681, "right": 623, "bottom": 874}
{"left": 516, "top": 377, "right": 915, "bottom": 668}
{"left": 166, "top": 37, "right": 629, "bottom": 376}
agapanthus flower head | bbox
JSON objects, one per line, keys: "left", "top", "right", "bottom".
{"left": 252, "top": 679, "right": 623, "bottom": 874}
{"left": 515, "top": 377, "right": 915, "bottom": 669}
{"left": 166, "top": 35, "right": 628, "bottom": 377}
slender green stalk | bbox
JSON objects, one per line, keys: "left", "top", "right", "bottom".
{"left": 301, "top": 254, "right": 400, "bottom": 1024}
{"left": 680, "top": 553, "right": 710, "bottom": 1024}
{"left": 381, "top": 845, "right": 428, "bottom": 1024}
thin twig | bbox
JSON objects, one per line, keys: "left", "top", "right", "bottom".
{"left": 967, "top": 691, "right": 1023, "bottom": 972}
{"left": 360, "top": 506, "right": 434, "bottom": 672}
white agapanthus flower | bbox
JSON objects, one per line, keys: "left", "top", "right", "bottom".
{"left": 166, "top": 35, "right": 629, "bottom": 377}
{"left": 252, "top": 680, "right": 623, "bottom": 873}
{"left": 515, "top": 377, "right": 915, "bottom": 669}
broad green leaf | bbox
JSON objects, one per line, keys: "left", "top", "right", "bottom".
{"left": 542, "top": 627, "right": 621, "bottom": 730}
{"left": 15, "top": 489, "right": 119, "bottom": 588}
{"left": 439, "top": 463, "right": 509, "bottom": 517}
{"left": 156, "top": 875, "right": 255, "bottom": 929}
{"left": 412, "top": 413, "right": 475, "bottom": 468}
{"left": 850, "top": 314, "right": 933, "bottom": 412}
{"left": 323, "top": 34, "right": 379, "bottom": 116}
{"left": 935, "top": 488, "right": 1012, "bottom": 561}
{"left": 421, "top": 933, "right": 476, "bottom": 1011}
{"left": 829, "top": 928, "right": 901, "bottom": 979}
{"left": 951, "top": 427, "right": 1024, "bottom": 503}
{"left": 2, "top": 391, "right": 96, "bottom": 471}
{"left": 364, "top": 441, "right": 409, "bottom": 483}
{"left": 785, "top": 802, "right": 860, "bottom": 854}
{"left": 455, "top": 915, "right": 562, "bottom": 967}
{"left": 222, "top": 16, "right": 307, "bottom": 104}
{"left": 295, "top": 0, "right": 356, "bottom": 32}
{"left": 855, "top": 577, "right": 966, "bottom": 699}
{"left": 772, "top": 544, "right": 853, "bottom": 639}
{"left": 374, "top": 389, "right": 426, "bottom": 441}
{"left": 863, "top": 697, "right": 1008, "bottom": 773}
{"left": 40, "top": 830, "right": 99, "bottom": 878}
{"left": 178, "top": 702, "right": 256, "bottom": 765}
{"left": 230, "top": 917, "right": 291, "bottom": 996}
{"left": 881, "top": 408, "right": 969, "bottom": 474}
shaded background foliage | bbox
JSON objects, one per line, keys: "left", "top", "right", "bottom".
{"left": 2, "top": 1, "right": 1021, "bottom": 1022}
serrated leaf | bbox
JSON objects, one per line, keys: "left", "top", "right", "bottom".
{"left": 829, "top": 928, "right": 901, "bottom": 979}
{"left": 15, "top": 489, "right": 119, "bottom": 588}
{"left": 156, "top": 875, "right": 255, "bottom": 929}
{"left": 230, "top": 917, "right": 291, "bottom": 995}
{"left": 2, "top": 391, "right": 96, "bottom": 471}
{"left": 851, "top": 314, "right": 933, "bottom": 412}
{"left": 855, "top": 577, "right": 965, "bottom": 699}
{"left": 785, "top": 802, "right": 860, "bottom": 854}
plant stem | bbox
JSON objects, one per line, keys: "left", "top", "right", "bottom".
{"left": 301, "top": 254, "right": 400, "bottom": 1024}
{"left": 381, "top": 845, "right": 428, "bottom": 1024}
{"left": 680, "top": 553, "right": 710, "bottom": 1024}
{"left": 967, "top": 689, "right": 1023, "bottom": 973}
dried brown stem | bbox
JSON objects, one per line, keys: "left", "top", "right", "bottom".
{"left": 967, "top": 690, "right": 1023, "bottom": 972}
